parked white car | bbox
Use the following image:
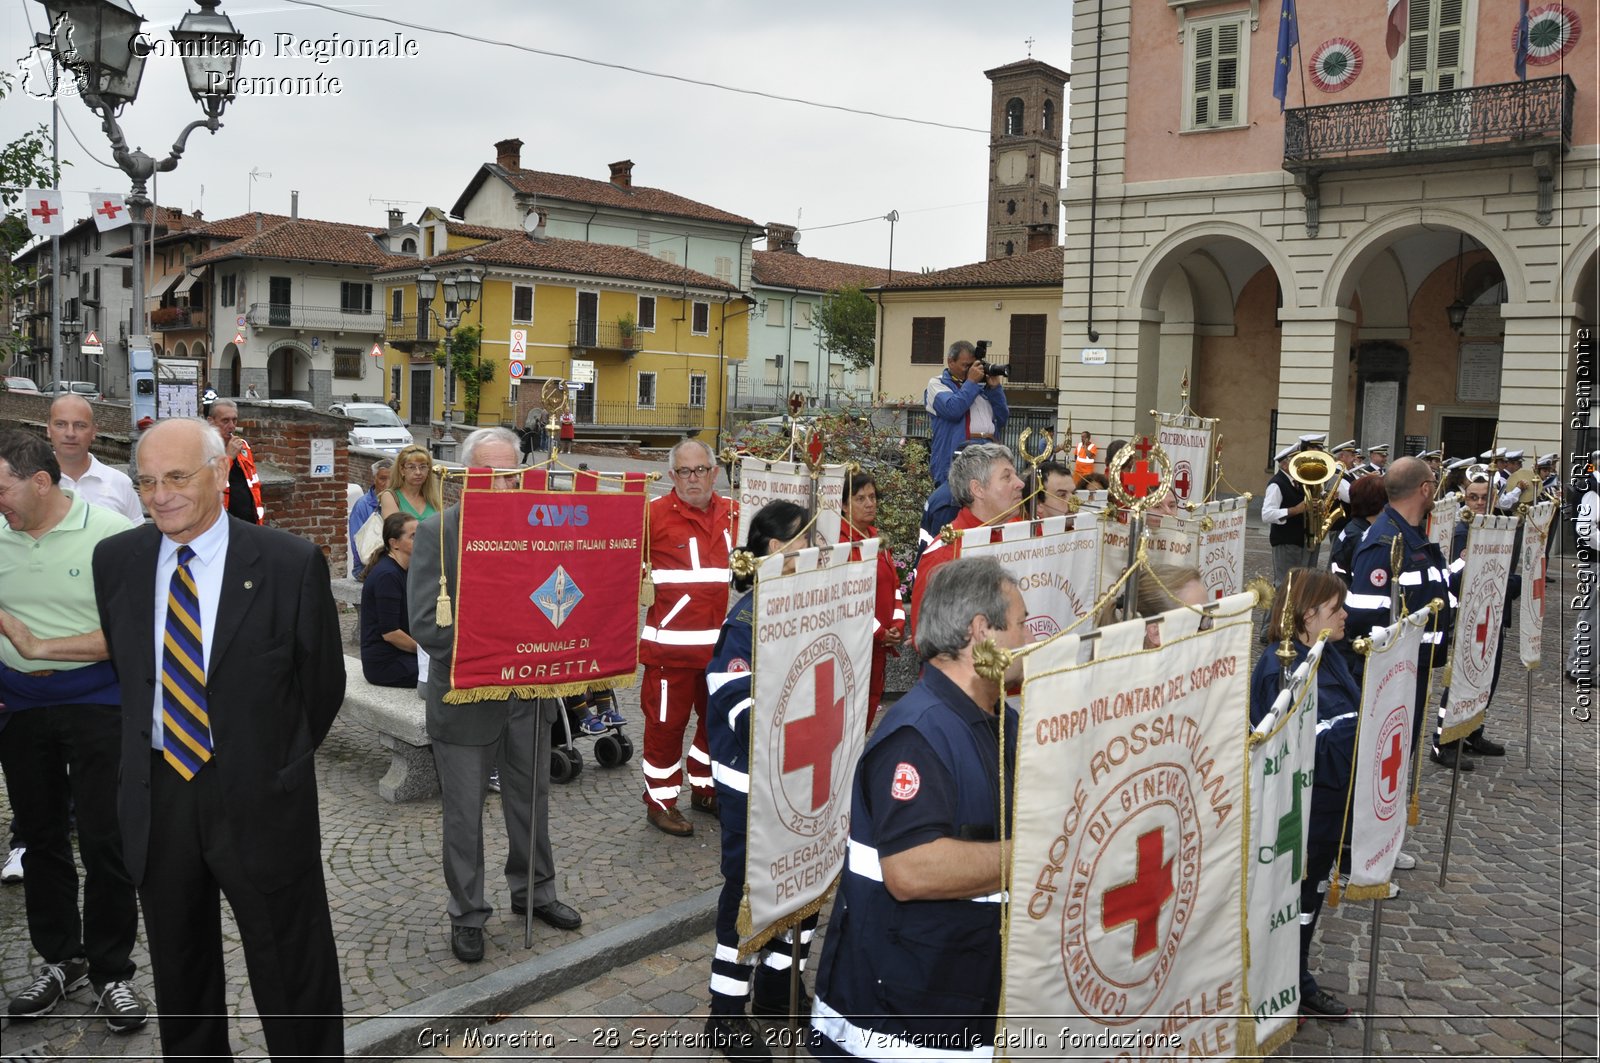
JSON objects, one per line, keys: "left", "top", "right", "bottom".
{"left": 331, "top": 402, "right": 412, "bottom": 453}
{"left": 42, "top": 380, "right": 101, "bottom": 400}
{"left": 3, "top": 376, "right": 41, "bottom": 394}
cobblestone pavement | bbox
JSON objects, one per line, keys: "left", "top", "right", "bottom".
{"left": 2, "top": 517, "right": 1596, "bottom": 1060}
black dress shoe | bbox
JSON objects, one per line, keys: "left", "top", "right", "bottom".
{"left": 451, "top": 925, "right": 484, "bottom": 963}
{"left": 511, "top": 899, "right": 582, "bottom": 931}
{"left": 1300, "top": 986, "right": 1352, "bottom": 1021}
{"left": 704, "top": 1013, "right": 771, "bottom": 1062}
{"left": 691, "top": 791, "right": 719, "bottom": 816}
{"left": 1430, "top": 745, "right": 1476, "bottom": 771}
{"left": 1465, "top": 733, "right": 1506, "bottom": 756}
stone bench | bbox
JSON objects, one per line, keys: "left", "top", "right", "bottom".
{"left": 340, "top": 655, "right": 437, "bottom": 803}
{"left": 331, "top": 577, "right": 364, "bottom": 606}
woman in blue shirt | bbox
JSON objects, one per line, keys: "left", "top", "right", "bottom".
{"left": 359, "top": 513, "right": 419, "bottom": 687}
{"left": 1250, "top": 567, "right": 1362, "bottom": 1024}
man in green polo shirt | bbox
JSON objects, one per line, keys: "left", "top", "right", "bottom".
{"left": 0, "top": 430, "right": 150, "bottom": 1031}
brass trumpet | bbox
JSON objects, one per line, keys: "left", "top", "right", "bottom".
{"left": 1289, "top": 449, "right": 1345, "bottom": 551}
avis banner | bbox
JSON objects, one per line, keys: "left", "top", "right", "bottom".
{"left": 1430, "top": 496, "right": 1461, "bottom": 557}
{"left": 1520, "top": 500, "right": 1554, "bottom": 667}
{"left": 1243, "top": 642, "right": 1320, "bottom": 1056}
{"left": 959, "top": 516, "right": 1102, "bottom": 641}
{"left": 446, "top": 469, "right": 648, "bottom": 700}
{"left": 742, "top": 542, "right": 876, "bottom": 952}
{"left": 1339, "top": 609, "right": 1428, "bottom": 901}
{"left": 1000, "top": 592, "right": 1256, "bottom": 1060}
{"left": 1441, "top": 512, "right": 1519, "bottom": 744}
{"left": 1156, "top": 411, "right": 1217, "bottom": 505}
{"left": 736, "top": 457, "right": 845, "bottom": 548}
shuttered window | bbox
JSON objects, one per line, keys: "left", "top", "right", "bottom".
{"left": 910, "top": 317, "right": 946, "bottom": 365}
{"left": 1187, "top": 16, "right": 1245, "bottom": 130}
{"left": 1406, "top": 0, "right": 1466, "bottom": 94}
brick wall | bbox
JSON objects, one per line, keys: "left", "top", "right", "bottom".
{"left": 236, "top": 405, "right": 350, "bottom": 570}
{"left": 0, "top": 393, "right": 134, "bottom": 462}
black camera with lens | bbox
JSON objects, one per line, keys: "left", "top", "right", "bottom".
{"left": 973, "top": 339, "right": 1010, "bottom": 378}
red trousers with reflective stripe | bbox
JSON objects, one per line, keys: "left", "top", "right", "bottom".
{"left": 640, "top": 664, "right": 712, "bottom": 810}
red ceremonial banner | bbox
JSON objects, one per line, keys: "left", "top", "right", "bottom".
{"left": 445, "top": 468, "right": 648, "bottom": 701}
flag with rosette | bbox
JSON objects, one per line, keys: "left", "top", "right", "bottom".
{"left": 999, "top": 592, "right": 1256, "bottom": 1059}
{"left": 1309, "top": 37, "right": 1364, "bottom": 92}
{"left": 959, "top": 516, "right": 1101, "bottom": 641}
{"left": 1243, "top": 640, "right": 1321, "bottom": 1055}
{"left": 740, "top": 541, "right": 876, "bottom": 952}
{"left": 1335, "top": 609, "right": 1428, "bottom": 902}
{"left": 1520, "top": 500, "right": 1555, "bottom": 667}
{"left": 736, "top": 455, "right": 845, "bottom": 548}
{"left": 1520, "top": 4, "right": 1583, "bottom": 67}
{"left": 444, "top": 468, "right": 648, "bottom": 701}
{"left": 1441, "top": 512, "right": 1518, "bottom": 743}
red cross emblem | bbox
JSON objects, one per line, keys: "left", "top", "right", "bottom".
{"left": 1173, "top": 462, "right": 1192, "bottom": 500}
{"left": 1102, "top": 827, "right": 1175, "bottom": 961}
{"left": 782, "top": 660, "right": 846, "bottom": 812}
{"left": 30, "top": 198, "right": 58, "bottom": 225}
{"left": 890, "top": 762, "right": 920, "bottom": 801}
{"left": 1379, "top": 730, "right": 1403, "bottom": 798}
{"left": 95, "top": 199, "right": 123, "bottom": 221}
{"left": 1532, "top": 557, "right": 1546, "bottom": 615}
{"left": 1119, "top": 438, "right": 1162, "bottom": 499}
{"left": 1474, "top": 604, "right": 1493, "bottom": 661}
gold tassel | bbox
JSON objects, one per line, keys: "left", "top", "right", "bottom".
{"left": 436, "top": 577, "right": 453, "bottom": 628}
{"left": 1327, "top": 875, "right": 1342, "bottom": 909}
{"left": 736, "top": 884, "right": 753, "bottom": 938}
{"left": 639, "top": 565, "right": 656, "bottom": 607}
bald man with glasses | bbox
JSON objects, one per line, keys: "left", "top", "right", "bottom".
{"left": 637, "top": 439, "right": 739, "bottom": 837}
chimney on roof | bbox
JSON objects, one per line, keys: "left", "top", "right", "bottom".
{"left": 765, "top": 222, "right": 800, "bottom": 253}
{"left": 495, "top": 137, "right": 523, "bottom": 170}
{"left": 192, "top": 209, "right": 202, "bottom": 221}
{"left": 387, "top": 208, "right": 404, "bottom": 230}
{"left": 608, "top": 159, "right": 634, "bottom": 189}
{"left": 291, "top": 190, "right": 299, "bottom": 220}
{"left": 1025, "top": 225, "right": 1056, "bottom": 252}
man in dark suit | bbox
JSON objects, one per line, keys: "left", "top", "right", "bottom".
{"left": 92, "top": 417, "right": 345, "bottom": 1059}
{"left": 410, "top": 427, "right": 581, "bottom": 964}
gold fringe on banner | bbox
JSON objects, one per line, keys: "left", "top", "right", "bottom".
{"left": 1339, "top": 882, "right": 1397, "bottom": 903}
{"left": 441, "top": 673, "right": 638, "bottom": 704}
{"left": 737, "top": 884, "right": 836, "bottom": 962}
{"left": 736, "top": 883, "right": 753, "bottom": 939}
{"left": 639, "top": 566, "right": 655, "bottom": 608}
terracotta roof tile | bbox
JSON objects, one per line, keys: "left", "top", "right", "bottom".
{"left": 751, "top": 250, "right": 894, "bottom": 293}
{"left": 877, "top": 246, "right": 1063, "bottom": 290}
{"left": 445, "top": 221, "right": 518, "bottom": 240}
{"left": 491, "top": 166, "right": 756, "bottom": 228}
{"left": 376, "top": 233, "right": 739, "bottom": 293}
{"left": 189, "top": 217, "right": 406, "bottom": 269}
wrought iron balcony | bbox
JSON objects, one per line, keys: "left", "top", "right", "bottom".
{"left": 579, "top": 401, "right": 705, "bottom": 432}
{"left": 1283, "top": 75, "right": 1574, "bottom": 171}
{"left": 150, "top": 307, "right": 207, "bottom": 332}
{"left": 568, "top": 320, "right": 641, "bottom": 353}
{"left": 384, "top": 314, "right": 435, "bottom": 348}
{"left": 1002, "top": 351, "right": 1059, "bottom": 390}
{"left": 245, "top": 302, "right": 386, "bottom": 333}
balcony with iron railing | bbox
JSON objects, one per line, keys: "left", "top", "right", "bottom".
{"left": 999, "top": 351, "right": 1059, "bottom": 391}
{"left": 580, "top": 401, "right": 706, "bottom": 432}
{"left": 568, "top": 320, "right": 641, "bottom": 354}
{"left": 385, "top": 313, "right": 435, "bottom": 349}
{"left": 150, "top": 306, "right": 208, "bottom": 332}
{"left": 245, "top": 302, "right": 386, "bottom": 333}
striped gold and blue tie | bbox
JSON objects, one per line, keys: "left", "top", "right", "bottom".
{"left": 161, "top": 545, "right": 212, "bottom": 780}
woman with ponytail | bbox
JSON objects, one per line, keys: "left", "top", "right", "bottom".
{"left": 838, "top": 470, "right": 905, "bottom": 730}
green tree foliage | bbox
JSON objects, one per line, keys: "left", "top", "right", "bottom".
{"left": 811, "top": 285, "right": 878, "bottom": 373}
{"left": 736, "top": 409, "right": 930, "bottom": 595}
{"left": 434, "top": 324, "right": 495, "bottom": 422}
{"left": 0, "top": 72, "right": 64, "bottom": 374}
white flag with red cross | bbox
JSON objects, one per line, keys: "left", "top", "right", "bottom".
{"left": 23, "top": 189, "right": 65, "bottom": 237}
{"left": 999, "top": 591, "right": 1256, "bottom": 1059}
{"left": 1520, "top": 499, "right": 1555, "bottom": 667}
{"left": 1243, "top": 638, "right": 1320, "bottom": 1056}
{"left": 88, "top": 192, "right": 129, "bottom": 231}
{"left": 1156, "top": 410, "right": 1217, "bottom": 505}
{"left": 959, "top": 516, "right": 1101, "bottom": 641}
{"left": 742, "top": 541, "right": 875, "bottom": 953}
{"left": 1338, "top": 608, "right": 1429, "bottom": 900}
{"left": 1441, "top": 512, "right": 1518, "bottom": 744}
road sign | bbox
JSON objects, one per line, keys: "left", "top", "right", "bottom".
{"left": 81, "top": 330, "right": 103, "bottom": 355}
{"left": 236, "top": 315, "right": 246, "bottom": 328}
{"left": 370, "top": 342, "right": 383, "bottom": 363}
{"left": 508, "top": 360, "right": 525, "bottom": 380}
{"left": 570, "top": 358, "right": 595, "bottom": 384}
{"left": 1081, "top": 347, "right": 1108, "bottom": 365}
{"left": 232, "top": 331, "right": 246, "bottom": 346}
{"left": 509, "top": 328, "right": 527, "bottom": 362}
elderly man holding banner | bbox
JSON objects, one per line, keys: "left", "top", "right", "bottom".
{"left": 810, "top": 556, "right": 1025, "bottom": 1061}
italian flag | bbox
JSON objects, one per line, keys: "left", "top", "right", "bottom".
{"left": 1386, "top": 0, "right": 1408, "bottom": 58}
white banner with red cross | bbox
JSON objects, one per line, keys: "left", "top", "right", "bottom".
{"left": 959, "top": 516, "right": 1102, "bottom": 641}
{"left": 1441, "top": 512, "right": 1519, "bottom": 744}
{"left": 1430, "top": 495, "right": 1461, "bottom": 557}
{"left": 1193, "top": 497, "right": 1250, "bottom": 599}
{"left": 999, "top": 592, "right": 1256, "bottom": 1060}
{"left": 735, "top": 456, "right": 845, "bottom": 549}
{"left": 1335, "top": 609, "right": 1428, "bottom": 903}
{"left": 740, "top": 541, "right": 876, "bottom": 953}
{"left": 1520, "top": 500, "right": 1554, "bottom": 668}
{"left": 1156, "top": 411, "right": 1217, "bottom": 505}
{"left": 23, "top": 188, "right": 65, "bottom": 237}
{"left": 1243, "top": 641, "right": 1320, "bottom": 1056}
{"left": 87, "top": 191, "right": 129, "bottom": 231}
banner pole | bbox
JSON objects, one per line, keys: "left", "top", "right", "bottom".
{"left": 787, "top": 950, "right": 800, "bottom": 1061}
{"left": 525, "top": 697, "right": 545, "bottom": 949}
{"left": 1124, "top": 512, "right": 1143, "bottom": 623}
{"left": 1525, "top": 665, "right": 1534, "bottom": 771}
{"left": 1437, "top": 749, "right": 1464, "bottom": 888}
{"left": 1361, "top": 897, "right": 1385, "bottom": 1056}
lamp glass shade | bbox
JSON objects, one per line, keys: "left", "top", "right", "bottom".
{"left": 415, "top": 271, "right": 437, "bottom": 301}
{"left": 439, "top": 276, "right": 459, "bottom": 305}
{"left": 38, "top": 0, "right": 145, "bottom": 76}
{"left": 172, "top": 1, "right": 244, "bottom": 106}
{"left": 86, "top": 42, "right": 146, "bottom": 105}
{"left": 454, "top": 263, "right": 483, "bottom": 305}
{"left": 1446, "top": 298, "right": 1470, "bottom": 331}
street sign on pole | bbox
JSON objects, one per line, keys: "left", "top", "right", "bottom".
{"left": 508, "top": 360, "right": 525, "bottom": 380}
{"left": 370, "top": 342, "right": 383, "bottom": 364}
{"left": 81, "top": 330, "right": 103, "bottom": 355}
{"left": 509, "top": 328, "right": 527, "bottom": 362}
{"left": 570, "top": 358, "right": 595, "bottom": 384}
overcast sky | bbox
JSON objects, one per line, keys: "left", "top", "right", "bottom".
{"left": 4, "top": 0, "right": 1072, "bottom": 272}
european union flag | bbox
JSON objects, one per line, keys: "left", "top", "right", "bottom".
{"left": 1273, "top": 0, "right": 1300, "bottom": 112}
{"left": 1514, "top": 0, "right": 1531, "bottom": 80}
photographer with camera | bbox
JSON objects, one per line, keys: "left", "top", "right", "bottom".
{"left": 924, "top": 339, "right": 1010, "bottom": 487}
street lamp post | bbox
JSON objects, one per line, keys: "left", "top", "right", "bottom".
{"left": 413, "top": 257, "right": 484, "bottom": 453}
{"left": 34, "top": 0, "right": 244, "bottom": 433}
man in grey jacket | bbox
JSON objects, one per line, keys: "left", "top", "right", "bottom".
{"left": 409, "top": 427, "right": 581, "bottom": 964}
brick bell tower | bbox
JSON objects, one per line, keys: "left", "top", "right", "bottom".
{"left": 985, "top": 57, "right": 1069, "bottom": 260}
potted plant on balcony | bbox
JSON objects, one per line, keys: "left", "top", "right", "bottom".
{"left": 617, "top": 312, "right": 636, "bottom": 350}
{"left": 150, "top": 305, "right": 181, "bottom": 328}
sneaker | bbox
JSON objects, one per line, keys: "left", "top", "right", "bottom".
{"left": 601, "top": 706, "right": 626, "bottom": 728}
{"left": 1, "top": 846, "right": 22, "bottom": 883}
{"left": 8, "top": 958, "right": 90, "bottom": 1018}
{"left": 577, "top": 714, "right": 608, "bottom": 736}
{"left": 1300, "top": 985, "right": 1352, "bottom": 1021}
{"left": 1394, "top": 850, "right": 1417, "bottom": 871}
{"left": 704, "top": 1013, "right": 772, "bottom": 1062}
{"left": 96, "top": 980, "right": 149, "bottom": 1033}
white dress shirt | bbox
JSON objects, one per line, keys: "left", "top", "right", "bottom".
{"left": 61, "top": 453, "right": 144, "bottom": 523}
{"left": 150, "top": 513, "right": 229, "bottom": 750}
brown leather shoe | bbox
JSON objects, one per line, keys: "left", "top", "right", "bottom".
{"left": 691, "top": 790, "right": 719, "bottom": 816}
{"left": 647, "top": 806, "right": 694, "bottom": 837}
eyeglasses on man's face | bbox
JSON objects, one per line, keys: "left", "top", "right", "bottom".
{"left": 135, "top": 458, "right": 216, "bottom": 494}
{"left": 673, "top": 465, "right": 715, "bottom": 479}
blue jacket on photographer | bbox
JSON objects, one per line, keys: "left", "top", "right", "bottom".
{"left": 925, "top": 340, "right": 1009, "bottom": 487}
